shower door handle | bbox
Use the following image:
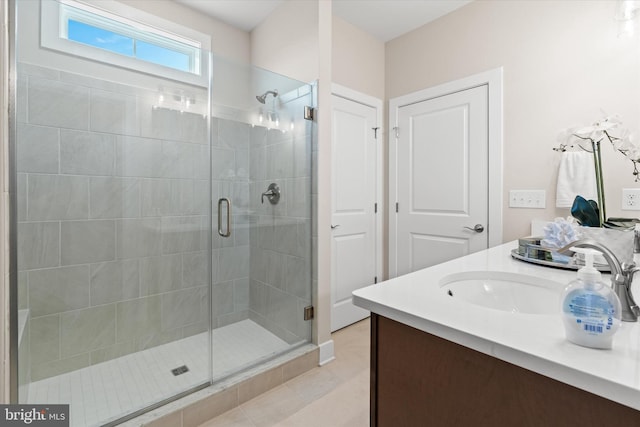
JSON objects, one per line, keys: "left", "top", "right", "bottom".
{"left": 218, "top": 198, "right": 231, "bottom": 238}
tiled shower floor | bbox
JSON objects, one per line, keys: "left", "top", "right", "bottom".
{"left": 28, "top": 320, "right": 290, "bottom": 427}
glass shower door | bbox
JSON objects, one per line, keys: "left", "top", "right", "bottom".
{"left": 209, "top": 58, "right": 314, "bottom": 381}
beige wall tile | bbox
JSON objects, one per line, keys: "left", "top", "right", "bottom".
{"left": 144, "top": 410, "right": 182, "bottom": 427}
{"left": 182, "top": 387, "right": 238, "bottom": 427}
{"left": 238, "top": 366, "right": 282, "bottom": 404}
{"left": 198, "top": 407, "right": 254, "bottom": 427}
{"left": 282, "top": 349, "right": 318, "bottom": 382}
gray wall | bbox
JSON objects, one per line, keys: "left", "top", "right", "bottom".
{"left": 17, "top": 63, "right": 210, "bottom": 381}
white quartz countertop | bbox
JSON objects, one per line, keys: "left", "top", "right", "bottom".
{"left": 352, "top": 241, "right": 640, "bottom": 411}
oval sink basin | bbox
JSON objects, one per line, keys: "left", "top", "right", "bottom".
{"left": 439, "top": 271, "right": 562, "bottom": 315}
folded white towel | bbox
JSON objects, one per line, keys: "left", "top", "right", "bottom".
{"left": 556, "top": 151, "right": 597, "bottom": 208}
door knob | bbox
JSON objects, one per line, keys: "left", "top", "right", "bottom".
{"left": 331, "top": 224, "right": 340, "bottom": 229}
{"left": 463, "top": 224, "right": 484, "bottom": 233}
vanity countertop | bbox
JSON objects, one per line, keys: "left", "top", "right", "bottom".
{"left": 352, "top": 241, "right": 640, "bottom": 411}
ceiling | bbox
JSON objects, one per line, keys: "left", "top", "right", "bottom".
{"left": 333, "top": 0, "right": 472, "bottom": 42}
{"left": 175, "top": 0, "right": 284, "bottom": 32}
{"left": 175, "top": 0, "right": 472, "bottom": 42}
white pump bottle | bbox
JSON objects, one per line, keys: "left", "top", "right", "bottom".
{"left": 560, "top": 247, "right": 622, "bottom": 349}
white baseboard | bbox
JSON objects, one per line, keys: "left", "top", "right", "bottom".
{"left": 318, "top": 339, "right": 335, "bottom": 365}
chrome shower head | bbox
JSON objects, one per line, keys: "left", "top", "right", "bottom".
{"left": 256, "top": 89, "right": 278, "bottom": 104}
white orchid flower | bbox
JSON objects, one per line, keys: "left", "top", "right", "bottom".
{"left": 574, "top": 118, "right": 618, "bottom": 141}
{"left": 559, "top": 114, "right": 640, "bottom": 180}
{"left": 627, "top": 147, "right": 640, "bottom": 161}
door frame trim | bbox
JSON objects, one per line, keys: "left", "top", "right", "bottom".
{"left": 388, "top": 68, "right": 503, "bottom": 278}
{"left": 330, "top": 83, "right": 383, "bottom": 327}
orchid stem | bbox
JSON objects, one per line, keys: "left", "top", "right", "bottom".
{"left": 591, "top": 139, "right": 606, "bottom": 226}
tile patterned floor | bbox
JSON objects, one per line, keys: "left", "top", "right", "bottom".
{"left": 199, "top": 318, "right": 371, "bottom": 427}
{"left": 28, "top": 320, "right": 291, "bottom": 427}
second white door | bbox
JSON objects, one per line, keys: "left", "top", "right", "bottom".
{"left": 392, "top": 84, "right": 489, "bottom": 277}
{"left": 330, "top": 93, "right": 379, "bottom": 332}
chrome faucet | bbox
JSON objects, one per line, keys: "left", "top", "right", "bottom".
{"left": 558, "top": 239, "right": 639, "bottom": 322}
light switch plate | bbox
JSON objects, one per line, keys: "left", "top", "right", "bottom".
{"left": 509, "top": 190, "right": 546, "bottom": 209}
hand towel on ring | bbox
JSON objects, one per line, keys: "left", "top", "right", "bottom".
{"left": 556, "top": 151, "right": 597, "bottom": 208}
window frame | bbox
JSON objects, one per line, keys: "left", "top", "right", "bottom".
{"left": 41, "top": 0, "right": 210, "bottom": 87}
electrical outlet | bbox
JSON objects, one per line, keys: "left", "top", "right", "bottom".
{"left": 622, "top": 188, "right": 640, "bottom": 210}
{"left": 509, "top": 190, "right": 546, "bottom": 208}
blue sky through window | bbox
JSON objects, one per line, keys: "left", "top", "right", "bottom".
{"left": 67, "top": 20, "right": 192, "bottom": 73}
{"left": 137, "top": 41, "right": 190, "bottom": 72}
{"left": 68, "top": 20, "right": 134, "bottom": 56}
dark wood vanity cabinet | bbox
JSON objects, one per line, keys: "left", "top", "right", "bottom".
{"left": 370, "top": 314, "right": 640, "bottom": 427}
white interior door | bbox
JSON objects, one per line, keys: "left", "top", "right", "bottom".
{"left": 393, "top": 85, "right": 489, "bottom": 277}
{"left": 331, "top": 93, "right": 378, "bottom": 332}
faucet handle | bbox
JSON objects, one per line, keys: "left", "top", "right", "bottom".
{"left": 621, "top": 261, "right": 640, "bottom": 313}
{"left": 622, "top": 261, "right": 637, "bottom": 272}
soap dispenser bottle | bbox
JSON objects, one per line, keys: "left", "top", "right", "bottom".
{"left": 561, "top": 247, "right": 622, "bottom": 349}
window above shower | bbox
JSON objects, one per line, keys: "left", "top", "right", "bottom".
{"left": 40, "top": 0, "right": 210, "bottom": 86}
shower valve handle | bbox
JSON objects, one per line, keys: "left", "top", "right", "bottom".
{"left": 261, "top": 190, "right": 275, "bottom": 203}
{"left": 261, "top": 183, "right": 280, "bottom": 205}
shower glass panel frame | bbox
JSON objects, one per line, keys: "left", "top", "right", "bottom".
{"left": 9, "top": 1, "right": 315, "bottom": 425}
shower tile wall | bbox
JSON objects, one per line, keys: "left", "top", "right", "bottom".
{"left": 16, "top": 63, "right": 210, "bottom": 382}
{"left": 248, "top": 92, "right": 313, "bottom": 345}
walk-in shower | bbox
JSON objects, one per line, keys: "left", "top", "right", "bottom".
{"left": 9, "top": 1, "right": 315, "bottom": 425}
